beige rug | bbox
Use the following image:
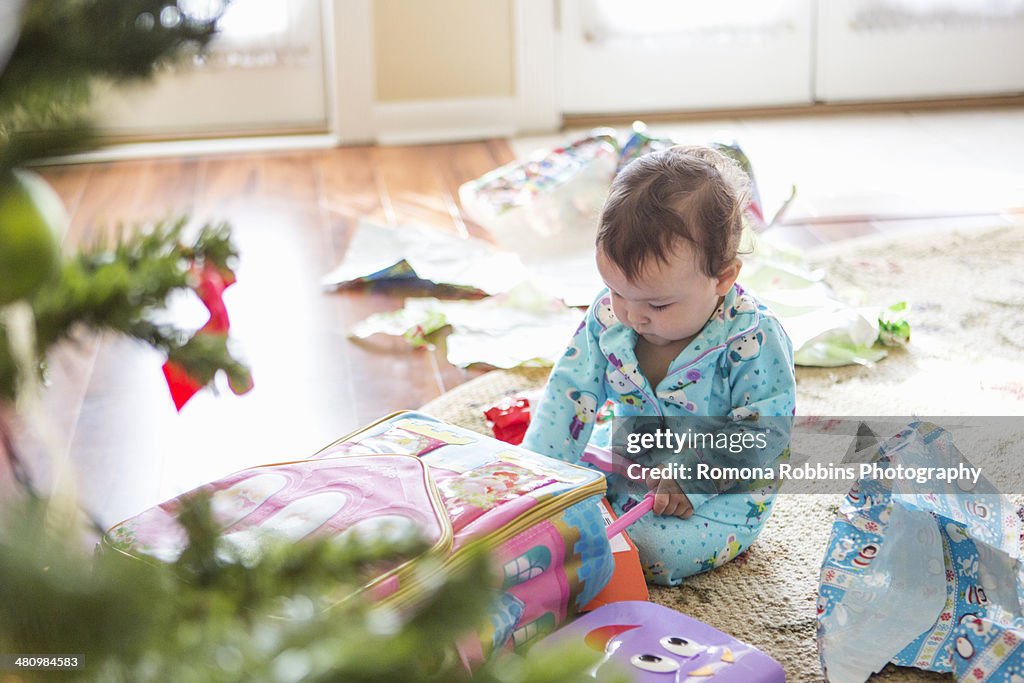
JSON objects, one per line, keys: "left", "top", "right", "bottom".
{"left": 420, "top": 226, "right": 1024, "bottom": 683}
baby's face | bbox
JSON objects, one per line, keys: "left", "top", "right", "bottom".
{"left": 596, "top": 242, "right": 732, "bottom": 347}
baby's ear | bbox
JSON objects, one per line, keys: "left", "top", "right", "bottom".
{"left": 714, "top": 258, "right": 742, "bottom": 295}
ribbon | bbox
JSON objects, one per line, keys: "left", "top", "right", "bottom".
{"left": 162, "top": 261, "right": 251, "bottom": 411}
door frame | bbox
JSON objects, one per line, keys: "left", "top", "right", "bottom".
{"left": 330, "top": 0, "right": 561, "bottom": 145}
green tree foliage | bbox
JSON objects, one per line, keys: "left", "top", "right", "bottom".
{"left": 0, "top": 0, "right": 223, "bottom": 171}
{"left": 0, "top": 2, "right": 249, "bottom": 400}
{"left": 0, "top": 496, "right": 609, "bottom": 682}
{"left": 0, "top": 6, "right": 617, "bottom": 682}
{"left": 0, "top": 219, "right": 250, "bottom": 401}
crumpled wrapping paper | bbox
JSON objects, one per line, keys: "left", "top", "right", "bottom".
{"left": 339, "top": 125, "right": 910, "bottom": 368}
{"left": 321, "top": 219, "right": 526, "bottom": 296}
{"left": 350, "top": 283, "right": 582, "bottom": 369}
{"left": 818, "top": 421, "right": 1024, "bottom": 682}
{"left": 740, "top": 247, "right": 909, "bottom": 367}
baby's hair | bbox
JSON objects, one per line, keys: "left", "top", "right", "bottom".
{"left": 596, "top": 145, "right": 750, "bottom": 281}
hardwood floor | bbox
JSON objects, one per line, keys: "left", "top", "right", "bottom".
{"left": 26, "top": 143, "right": 511, "bottom": 525}
{"left": 12, "top": 133, "right": 1022, "bottom": 526}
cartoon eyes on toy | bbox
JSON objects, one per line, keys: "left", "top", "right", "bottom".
{"left": 630, "top": 653, "right": 680, "bottom": 673}
{"left": 659, "top": 635, "right": 702, "bottom": 658}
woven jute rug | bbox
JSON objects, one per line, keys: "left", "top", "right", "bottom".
{"left": 421, "top": 225, "right": 1024, "bottom": 682}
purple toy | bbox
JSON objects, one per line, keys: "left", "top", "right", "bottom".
{"left": 536, "top": 601, "right": 785, "bottom": 682}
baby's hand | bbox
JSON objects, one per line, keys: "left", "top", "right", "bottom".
{"left": 644, "top": 474, "right": 694, "bottom": 519}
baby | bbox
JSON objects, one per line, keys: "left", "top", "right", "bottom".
{"left": 521, "top": 145, "right": 796, "bottom": 586}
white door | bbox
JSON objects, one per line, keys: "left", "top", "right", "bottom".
{"left": 815, "top": 0, "right": 1024, "bottom": 101}
{"left": 558, "top": 0, "right": 816, "bottom": 114}
{"left": 92, "top": 0, "right": 328, "bottom": 138}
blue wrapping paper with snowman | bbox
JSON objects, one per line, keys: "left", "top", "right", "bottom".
{"left": 817, "top": 421, "right": 1024, "bottom": 682}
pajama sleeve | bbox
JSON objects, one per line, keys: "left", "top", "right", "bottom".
{"left": 727, "top": 314, "right": 797, "bottom": 421}
{"left": 521, "top": 295, "right": 610, "bottom": 464}
{"left": 678, "top": 314, "right": 796, "bottom": 508}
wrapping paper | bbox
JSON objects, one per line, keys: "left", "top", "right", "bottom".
{"left": 614, "top": 122, "right": 782, "bottom": 230}
{"left": 818, "top": 421, "right": 1024, "bottom": 682}
{"left": 341, "top": 125, "right": 908, "bottom": 368}
{"left": 740, "top": 252, "right": 910, "bottom": 367}
{"left": 321, "top": 220, "right": 526, "bottom": 296}
{"left": 459, "top": 131, "right": 620, "bottom": 306}
{"left": 458, "top": 124, "right": 905, "bottom": 364}
{"left": 350, "top": 283, "right": 583, "bottom": 369}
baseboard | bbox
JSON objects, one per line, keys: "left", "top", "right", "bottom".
{"left": 564, "top": 94, "right": 1024, "bottom": 128}
{"left": 37, "top": 132, "right": 343, "bottom": 165}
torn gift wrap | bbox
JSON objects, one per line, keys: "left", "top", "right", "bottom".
{"left": 459, "top": 124, "right": 907, "bottom": 357}
{"left": 614, "top": 121, "right": 791, "bottom": 230}
{"left": 321, "top": 219, "right": 527, "bottom": 296}
{"left": 350, "top": 283, "right": 583, "bottom": 369}
{"left": 458, "top": 130, "right": 619, "bottom": 239}
{"left": 458, "top": 125, "right": 789, "bottom": 307}
{"left": 458, "top": 132, "right": 620, "bottom": 306}
{"left": 817, "top": 421, "right": 1024, "bottom": 682}
{"left": 740, "top": 239, "right": 910, "bottom": 367}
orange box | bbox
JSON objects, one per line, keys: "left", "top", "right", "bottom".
{"left": 584, "top": 498, "right": 649, "bottom": 610}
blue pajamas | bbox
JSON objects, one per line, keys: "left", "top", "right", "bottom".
{"left": 521, "top": 284, "right": 796, "bottom": 586}
{"left": 606, "top": 470, "right": 779, "bottom": 585}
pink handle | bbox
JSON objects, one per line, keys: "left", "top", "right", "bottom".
{"left": 605, "top": 493, "right": 655, "bottom": 539}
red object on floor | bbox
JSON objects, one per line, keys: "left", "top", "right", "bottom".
{"left": 484, "top": 396, "right": 532, "bottom": 445}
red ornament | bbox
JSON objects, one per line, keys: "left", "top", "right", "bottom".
{"left": 162, "top": 360, "right": 205, "bottom": 412}
{"left": 194, "top": 261, "right": 231, "bottom": 334}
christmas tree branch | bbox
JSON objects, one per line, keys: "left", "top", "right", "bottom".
{"left": 0, "top": 217, "right": 248, "bottom": 401}
{"left": 2, "top": 493, "right": 608, "bottom": 682}
{"left": 0, "top": 0, "right": 228, "bottom": 171}
{"left": 1, "top": 0, "right": 222, "bottom": 115}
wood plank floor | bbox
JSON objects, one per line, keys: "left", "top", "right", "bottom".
{"left": 21, "top": 143, "right": 512, "bottom": 524}
{"left": 9, "top": 138, "right": 1020, "bottom": 525}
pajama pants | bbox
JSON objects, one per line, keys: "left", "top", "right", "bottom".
{"left": 605, "top": 472, "right": 775, "bottom": 587}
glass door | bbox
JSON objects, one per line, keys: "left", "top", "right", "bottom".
{"left": 559, "top": 0, "right": 815, "bottom": 114}
{"left": 91, "top": 0, "right": 328, "bottom": 138}
{"left": 815, "top": 0, "right": 1024, "bottom": 101}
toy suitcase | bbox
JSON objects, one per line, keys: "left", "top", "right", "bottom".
{"left": 105, "top": 411, "right": 616, "bottom": 658}
{"left": 535, "top": 601, "right": 786, "bottom": 682}
{"left": 103, "top": 452, "right": 452, "bottom": 586}
{"left": 311, "top": 411, "right": 615, "bottom": 655}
